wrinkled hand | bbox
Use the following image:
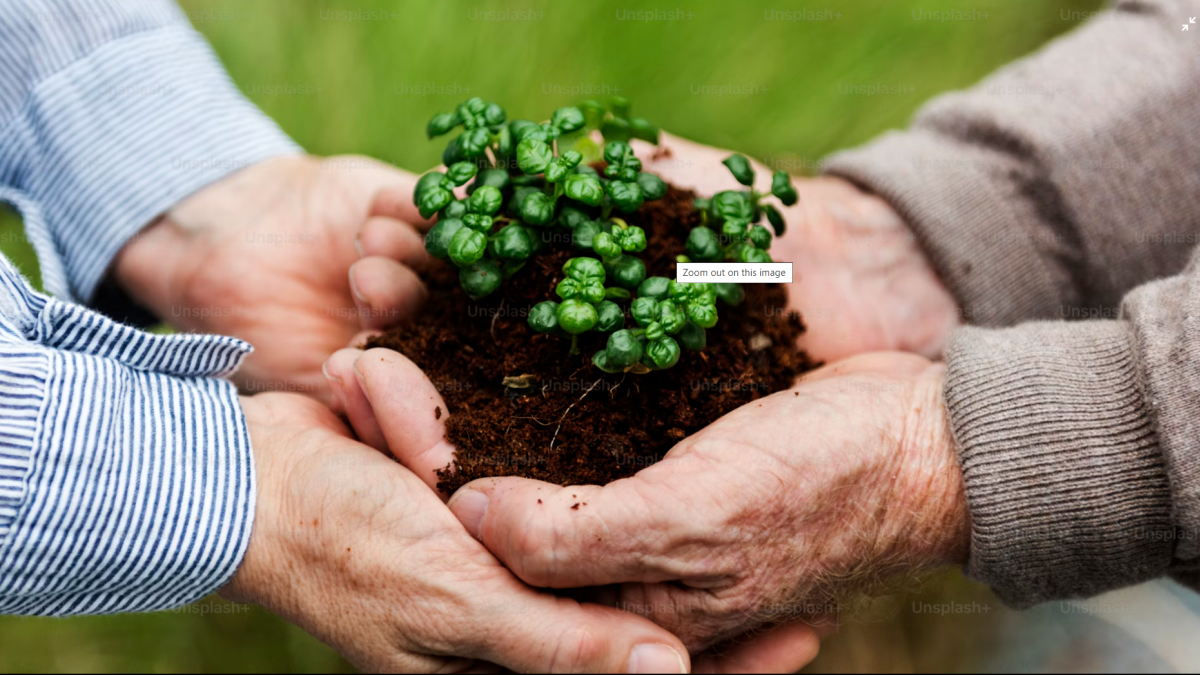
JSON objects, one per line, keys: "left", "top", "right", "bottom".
{"left": 114, "top": 155, "right": 430, "bottom": 401}
{"left": 636, "top": 134, "right": 960, "bottom": 361}
{"left": 224, "top": 385, "right": 690, "bottom": 673}
{"left": 447, "top": 352, "right": 970, "bottom": 652}
{"left": 324, "top": 346, "right": 831, "bottom": 673}
{"left": 341, "top": 351, "right": 970, "bottom": 658}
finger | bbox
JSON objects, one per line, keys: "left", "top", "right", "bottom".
{"left": 349, "top": 256, "right": 428, "bottom": 330}
{"left": 348, "top": 329, "right": 382, "bottom": 350}
{"left": 466, "top": 587, "right": 690, "bottom": 674}
{"left": 447, "top": 475, "right": 683, "bottom": 588}
{"left": 319, "top": 155, "right": 424, "bottom": 226}
{"left": 797, "top": 351, "right": 933, "bottom": 385}
{"left": 352, "top": 348, "right": 453, "bottom": 492}
{"left": 693, "top": 622, "right": 820, "bottom": 674}
{"left": 355, "top": 163, "right": 424, "bottom": 226}
{"left": 323, "top": 348, "right": 388, "bottom": 453}
{"left": 369, "top": 185, "right": 427, "bottom": 228}
{"left": 357, "top": 216, "right": 432, "bottom": 271}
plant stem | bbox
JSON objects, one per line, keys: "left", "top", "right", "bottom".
{"left": 569, "top": 334, "right": 580, "bottom": 355}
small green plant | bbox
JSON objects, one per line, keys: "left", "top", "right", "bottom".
{"left": 416, "top": 97, "right": 666, "bottom": 299}
{"left": 414, "top": 97, "right": 795, "bottom": 373}
{"left": 683, "top": 154, "right": 798, "bottom": 265}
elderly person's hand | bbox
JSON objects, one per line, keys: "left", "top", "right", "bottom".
{"left": 444, "top": 352, "right": 969, "bottom": 654}
{"left": 332, "top": 349, "right": 969, "bottom": 660}
{"left": 324, "top": 347, "right": 837, "bottom": 673}
{"left": 225, "top": 369, "right": 691, "bottom": 673}
{"left": 636, "top": 134, "right": 960, "bottom": 362}
{"left": 113, "top": 155, "right": 430, "bottom": 402}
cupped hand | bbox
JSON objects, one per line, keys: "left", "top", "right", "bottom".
{"left": 114, "top": 155, "right": 431, "bottom": 402}
{"left": 323, "top": 350, "right": 946, "bottom": 673}
{"left": 636, "top": 134, "right": 961, "bottom": 362}
{"left": 224, "top": 385, "right": 691, "bottom": 673}
{"left": 448, "top": 352, "right": 970, "bottom": 654}
{"left": 335, "top": 350, "right": 970, "bottom": 660}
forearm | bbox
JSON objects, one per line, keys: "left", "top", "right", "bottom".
{"left": 0, "top": 255, "right": 255, "bottom": 614}
{"left": 942, "top": 247, "right": 1200, "bottom": 606}
{"left": 0, "top": 0, "right": 300, "bottom": 304}
{"left": 823, "top": 0, "right": 1200, "bottom": 328}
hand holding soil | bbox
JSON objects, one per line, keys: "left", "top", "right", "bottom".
{"left": 114, "top": 155, "right": 431, "bottom": 402}
{"left": 637, "top": 134, "right": 961, "bottom": 362}
{"left": 223, "top": 389, "right": 690, "bottom": 674}
{"left": 320, "top": 101, "right": 972, "bottom": 670}
{"left": 439, "top": 352, "right": 970, "bottom": 656}
{"left": 323, "top": 346, "right": 832, "bottom": 673}
{"left": 325, "top": 348, "right": 969, "bottom": 662}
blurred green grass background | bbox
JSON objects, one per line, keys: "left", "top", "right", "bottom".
{"left": 0, "top": 0, "right": 1102, "bottom": 671}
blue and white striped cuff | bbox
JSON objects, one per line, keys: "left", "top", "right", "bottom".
{"left": 0, "top": 352, "right": 255, "bottom": 615}
{"left": 6, "top": 24, "right": 302, "bottom": 302}
{"left": 0, "top": 258, "right": 256, "bottom": 615}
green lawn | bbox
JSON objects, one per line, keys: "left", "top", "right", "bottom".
{"left": 0, "top": 0, "right": 1102, "bottom": 671}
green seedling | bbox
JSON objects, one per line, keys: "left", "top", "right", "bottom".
{"left": 684, "top": 154, "right": 799, "bottom": 265}
{"left": 414, "top": 97, "right": 760, "bottom": 372}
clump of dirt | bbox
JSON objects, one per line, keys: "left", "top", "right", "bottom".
{"left": 366, "top": 185, "right": 812, "bottom": 492}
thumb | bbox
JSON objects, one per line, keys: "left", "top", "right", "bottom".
{"left": 448, "top": 474, "right": 684, "bottom": 589}
{"left": 797, "top": 351, "right": 934, "bottom": 385}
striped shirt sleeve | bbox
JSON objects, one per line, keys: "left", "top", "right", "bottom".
{"left": 0, "top": 191, "right": 255, "bottom": 614}
{"left": 0, "top": 0, "right": 302, "bottom": 303}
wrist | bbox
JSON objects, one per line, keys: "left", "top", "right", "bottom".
{"left": 111, "top": 215, "right": 188, "bottom": 321}
{"left": 887, "top": 366, "right": 971, "bottom": 569}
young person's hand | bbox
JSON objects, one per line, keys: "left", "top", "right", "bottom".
{"left": 226, "top": 389, "right": 690, "bottom": 674}
{"left": 114, "top": 156, "right": 431, "bottom": 402}
{"left": 637, "top": 134, "right": 961, "bottom": 361}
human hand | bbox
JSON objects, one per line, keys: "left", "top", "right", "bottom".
{"left": 113, "top": 155, "right": 430, "bottom": 401}
{"left": 636, "top": 134, "right": 960, "bottom": 362}
{"left": 224, "top": 387, "right": 691, "bottom": 673}
{"left": 435, "top": 352, "right": 970, "bottom": 655}
{"left": 323, "top": 346, "right": 834, "bottom": 673}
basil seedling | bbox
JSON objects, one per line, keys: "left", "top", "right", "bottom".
{"left": 528, "top": 257, "right": 627, "bottom": 356}
{"left": 680, "top": 154, "right": 799, "bottom": 265}
{"left": 418, "top": 98, "right": 669, "bottom": 300}
{"left": 414, "top": 98, "right": 779, "bottom": 374}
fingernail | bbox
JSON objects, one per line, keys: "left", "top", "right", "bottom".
{"left": 323, "top": 361, "right": 347, "bottom": 414}
{"left": 449, "top": 489, "right": 489, "bottom": 540}
{"left": 349, "top": 262, "right": 369, "bottom": 304}
{"left": 348, "top": 263, "right": 377, "bottom": 327}
{"left": 628, "top": 644, "right": 687, "bottom": 674}
{"left": 352, "top": 359, "right": 370, "bottom": 398}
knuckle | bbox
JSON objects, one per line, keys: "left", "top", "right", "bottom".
{"left": 549, "top": 626, "right": 608, "bottom": 673}
{"left": 511, "top": 517, "right": 562, "bottom": 586}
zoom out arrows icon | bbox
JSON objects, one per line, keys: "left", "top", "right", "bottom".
{"left": 1186, "top": 17, "right": 1196, "bottom": 31}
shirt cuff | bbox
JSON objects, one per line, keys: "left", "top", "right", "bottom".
{"left": 945, "top": 321, "right": 1174, "bottom": 607}
{"left": 9, "top": 24, "right": 302, "bottom": 303}
{"left": 823, "top": 129, "right": 1080, "bottom": 328}
{"left": 0, "top": 260, "right": 256, "bottom": 615}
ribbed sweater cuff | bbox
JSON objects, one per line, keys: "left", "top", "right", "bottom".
{"left": 823, "top": 129, "right": 1077, "bottom": 327}
{"left": 945, "top": 321, "right": 1174, "bottom": 607}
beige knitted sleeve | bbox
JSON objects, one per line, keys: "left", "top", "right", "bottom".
{"left": 823, "top": 0, "right": 1200, "bottom": 606}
